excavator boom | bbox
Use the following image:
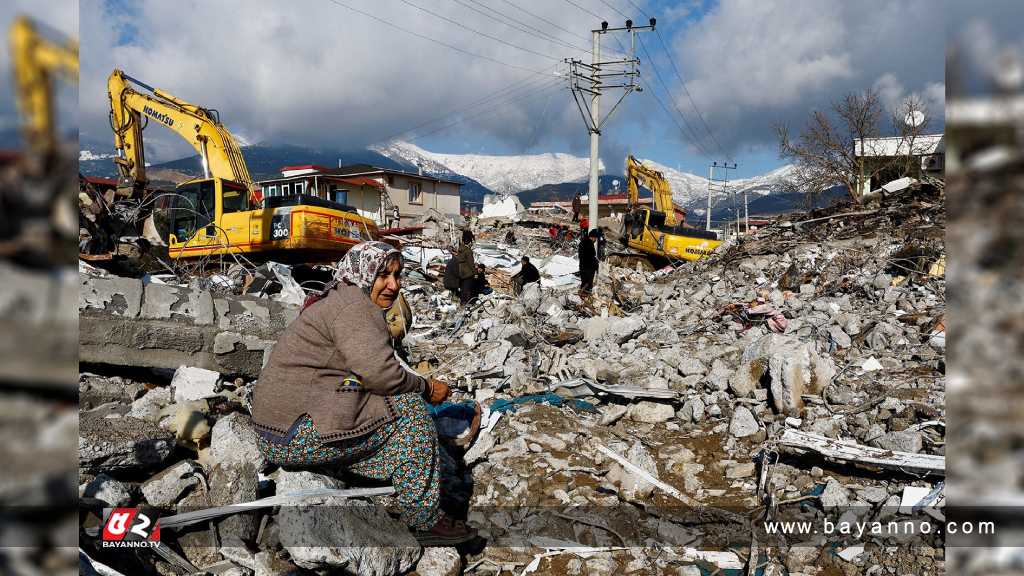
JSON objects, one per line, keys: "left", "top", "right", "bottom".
{"left": 108, "top": 69, "right": 254, "bottom": 197}
{"left": 10, "top": 16, "right": 78, "bottom": 168}
{"left": 626, "top": 155, "right": 676, "bottom": 227}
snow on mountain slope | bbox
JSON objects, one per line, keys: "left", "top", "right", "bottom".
{"left": 373, "top": 140, "right": 603, "bottom": 193}
{"left": 80, "top": 149, "right": 114, "bottom": 162}
{"left": 638, "top": 158, "right": 797, "bottom": 210}
{"left": 375, "top": 141, "right": 796, "bottom": 208}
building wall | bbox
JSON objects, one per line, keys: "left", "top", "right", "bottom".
{"left": 385, "top": 174, "right": 460, "bottom": 226}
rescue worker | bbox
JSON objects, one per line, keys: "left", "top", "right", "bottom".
{"left": 251, "top": 241, "right": 475, "bottom": 546}
{"left": 455, "top": 229, "right": 476, "bottom": 305}
{"left": 578, "top": 228, "right": 600, "bottom": 294}
{"left": 512, "top": 256, "right": 541, "bottom": 295}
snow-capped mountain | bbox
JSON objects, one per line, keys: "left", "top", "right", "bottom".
{"left": 376, "top": 140, "right": 798, "bottom": 213}
{"left": 79, "top": 149, "right": 114, "bottom": 162}
{"left": 374, "top": 140, "right": 604, "bottom": 194}
{"left": 638, "top": 158, "right": 798, "bottom": 211}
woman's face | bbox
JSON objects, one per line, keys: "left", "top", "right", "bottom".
{"left": 370, "top": 256, "right": 402, "bottom": 309}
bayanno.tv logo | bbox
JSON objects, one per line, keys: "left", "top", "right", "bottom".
{"left": 101, "top": 508, "right": 161, "bottom": 548}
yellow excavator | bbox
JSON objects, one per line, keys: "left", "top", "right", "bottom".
{"left": 7, "top": 15, "right": 78, "bottom": 264}
{"left": 108, "top": 69, "right": 379, "bottom": 261}
{"left": 11, "top": 15, "right": 77, "bottom": 173}
{"left": 619, "top": 155, "right": 721, "bottom": 264}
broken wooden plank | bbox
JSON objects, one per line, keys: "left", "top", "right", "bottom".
{"left": 158, "top": 486, "right": 395, "bottom": 530}
{"left": 776, "top": 429, "right": 944, "bottom": 476}
{"left": 586, "top": 380, "right": 679, "bottom": 400}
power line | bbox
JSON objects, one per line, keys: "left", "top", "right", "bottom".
{"left": 324, "top": 0, "right": 550, "bottom": 75}
{"left": 377, "top": 71, "right": 561, "bottom": 144}
{"left": 637, "top": 34, "right": 710, "bottom": 156}
{"left": 622, "top": 0, "right": 649, "bottom": 18}
{"left": 395, "top": 0, "right": 560, "bottom": 61}
{"left": 499, "top": 0, "right": 600, "bottom": 48}
{"left": 655, "top": 27, "right": 727, "bottom": 159}
{"left": 405, "top": 78, "right": 565, "bottom": 142}
{"left": 561, "top": 0, "right": 604, "bottom": 21}
{"left": 640, "top": 77, "right": 711, "bottom": 157}
{"left": 595, "top": 0, "right": 629, "bottom": 20}
{"left": 456, "top": 0, "right": 592, "bottom": 55}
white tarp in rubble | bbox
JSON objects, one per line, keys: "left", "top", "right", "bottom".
{"left": 474, "top": 243, "right": 521, "bottom": 269}
{"left": 480, "top": 195, "right": 525, "bottom": 220}
{"left": 539, "top": 254, "right": 579, "bottom": 288}
{"left": 402, "top": 246, "right": 449, "bottom": 271}
{"left": 267, "top": 262, "right": 305, "bottom": 307}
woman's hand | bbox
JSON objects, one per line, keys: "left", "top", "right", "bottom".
{"left": 424, "top": 378, "right": 450, "bottom": 405}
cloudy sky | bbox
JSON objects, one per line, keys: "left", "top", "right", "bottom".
{"left": 57, "top": 0, "right": 997, "bottom": 177}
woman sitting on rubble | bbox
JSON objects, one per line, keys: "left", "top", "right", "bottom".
{"left": 251, "top": 241, "right": 476, "bottom": 546}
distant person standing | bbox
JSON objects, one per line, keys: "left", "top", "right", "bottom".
{"left": 578, "top": 229, "right": 600, "bottom": 295}
{"left": 456, "top": 229, "right": 476, "bottom": 305}
{"left": 571, "top": 192, "right": 581, "bottom": 223}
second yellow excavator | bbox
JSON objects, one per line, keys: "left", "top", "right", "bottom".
{"left": 108, "top": 69, "right": 378, "bottom": 261}
{"left": 619, "top": 155, "right": 721, "bottom": 263}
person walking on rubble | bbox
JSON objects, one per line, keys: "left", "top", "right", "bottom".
{"left": 455, "top": 229, "right": 476, "bottom": 306}
{"left": 578, "top": 228, "right": 600, "bottom": 295}
{"left": 251, "top": 241, "right": 476, "bottom": 546}
{"left": 571, "top": 191, "right": 582, "bottom": 223}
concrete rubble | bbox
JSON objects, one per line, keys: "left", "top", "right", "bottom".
{"left": 79, "top": 186, "right": 946, "bottom": 575}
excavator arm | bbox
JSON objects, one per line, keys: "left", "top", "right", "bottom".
{"left": 10, "top": 16, "right": 78, "bottom": 169}
{"left": 108, "top": 69, "right": 254, "bottom": 197}
{"left": 625, "top": 155, "right": 677, "bottom": 227}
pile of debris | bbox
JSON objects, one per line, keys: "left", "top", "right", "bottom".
{"left": 79, "top": 186, "right": 946, "bottom": 575}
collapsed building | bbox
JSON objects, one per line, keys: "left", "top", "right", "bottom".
{"left": 78, "top": 182, "right": 947, "bottom": 576}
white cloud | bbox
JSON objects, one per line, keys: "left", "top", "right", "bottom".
{"left": 79, "top": 0, "right": 587, "bottom": 161}
{"left": 668, "top": 0, "right": 944, "bottom": 154}
{"left": 76, "top": 0, "right": 948, "bottom": 167}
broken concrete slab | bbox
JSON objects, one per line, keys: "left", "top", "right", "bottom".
{"left": 275, "top": 470, "right": 421, "bottom": 575}
{"left": 79, "top": 275, "right": 143, "bottom": 318}
{"left": 141, "top": 460, "right": 201, "bottom": 507}
{"left": 626, "top": 401, "right": 675, "bottom": 424}
{"left": 733, "top": 334, "right": 836, "bottom": 416}
{"left": 82, "top": 473, "right": 132, "bottom": 507}
{"left": 79, "top": 414, "right": 175, "bottom": 473}
{"left": 606, "top": 441, "right": 660, "bottom": 501}
{"left": 171, "top": 366, "right": 221, "bottom": 403}
{"left": 210, "top": 412, "right": 267, "bottom": 471}
{"left": 871, "top": 430, "right": 924, "bottom": 454}
{"left": 128, "top": 386, "right": 172, "bottom": 422}
{"left": 729, "top": 406, "right": 760, "bottom": 438}
{"left": 415, "top": 547, "right": 461, "bottom": 576}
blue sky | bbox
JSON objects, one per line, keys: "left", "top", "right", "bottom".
{"left": 78, "top": 0, "right": 949, "bottom": 179}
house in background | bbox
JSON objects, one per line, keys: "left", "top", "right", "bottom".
{"left": 853, "top": 133, "right": 944, "bottom": 197}
{"left": 257, "top": 164, "right": 461, "bottom": 229}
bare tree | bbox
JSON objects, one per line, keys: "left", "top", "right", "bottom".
{"left": 776, "top": 89, "right": 932, "bottom": 204}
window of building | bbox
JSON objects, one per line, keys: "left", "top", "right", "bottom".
{"left": 282, "top": 184, "right": 290, "bottom": 195}
{"left": 334, "top": 188, "right": 348, "bottom": 205}
{"left": 386, "top": 175, "right": 394, "bottom": 186}
{"left": 267, "top": 185, "right": 277, "bottom": 197}
{"left": 408, "top": 182, "right": 422, "bottom": 204}
{"left": 294, "top": 181, "right": 305, "bottom": 194}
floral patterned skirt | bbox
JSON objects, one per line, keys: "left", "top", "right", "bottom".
{"left": 256, "top": 393, "right": 441, "bottom": 530}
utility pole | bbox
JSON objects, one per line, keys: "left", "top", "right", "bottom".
{"left": 705, "top": 161, "right": 736, "bottom": 234}
{"left": 568, "top": 18, "right": 655, "bottom": 232}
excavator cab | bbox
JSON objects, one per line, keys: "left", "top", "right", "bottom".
{"left": 167, "top": 177, "right": 250, "bottom": 252}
